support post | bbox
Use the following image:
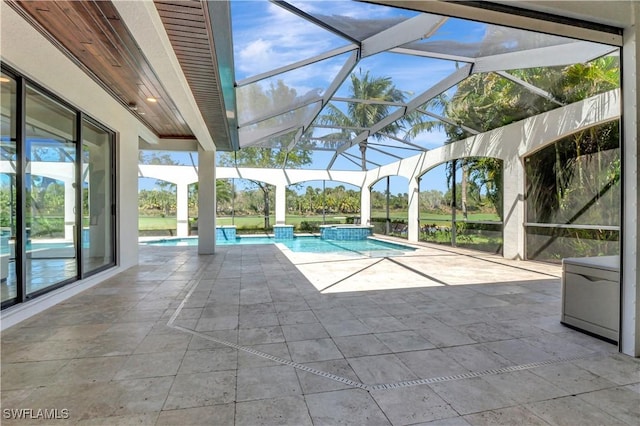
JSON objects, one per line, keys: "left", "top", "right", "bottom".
{"left": 176, "top": 183, "right": 189, "bottom": 237}
{"left": 621, "top": 18, "right": 639, "bottom": 357}
{"left": 197, "top": 147, "right": 216, "bottom": 254}
{"left": 275, "top": 184, "right": 286, "bottom": 225}
{"left": 408, "top": 177, "right": 420, "bottom": 242}
{"left": 360, "top": 185, "right": 371, "bottom": 226}
{"left": 322, "top": 180, "right": 326, "bottom": 224}
{"left": 451, "top": 159, "right": 457, "bottom": 246}
{"left": 386, "top": 176, "right": 390, "bottom": 235}
{"left": 502, "top": 155, "right": 525, "bottom": 260}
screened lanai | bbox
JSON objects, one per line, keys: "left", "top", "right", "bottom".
{"left": 2, "top": 1, "right": 640, "bottom": 423}
{"left": 131, "top": 0, "right": 622, "bottom": 262}
{"left": 2, "top": 0, "right": 638, "bottom": 363}
{"left": 218, "top": 0, "right": 619, "bottom": 170}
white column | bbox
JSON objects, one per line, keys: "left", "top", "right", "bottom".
{"left": 275, "top": 184, "right": 286, "bottom": 225}
{"left": 119, "top": 127, "right": 139, "bottom": 269}
{"left": 621, "top": 19, "right": 639, "bottom": 357}
{"left": 407, "top": 177, "right": 420, "bottom": 242}
{"left": 502, "top": 155, "right": 525, "bottom": 260}
{"left": 360, "top": 185, "right": 371, "bottom": 225}
{"left": 176, "top": 183, "right": 189, "bottom": 237}
{"left": 198, "top": 147, "right": 216, "bottom": 255}
{"left": 64, "top": 179, "right": 75, "bottom": 242}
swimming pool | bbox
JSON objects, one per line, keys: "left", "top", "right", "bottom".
{"left": 140, "top": 236, "right": 415, "bottom": 257}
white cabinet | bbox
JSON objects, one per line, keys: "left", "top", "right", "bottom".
{"left": 562, "top": 255, "right": 619, "bottom": 343}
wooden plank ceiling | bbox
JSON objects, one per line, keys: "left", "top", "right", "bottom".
{"left": 6, "top": 0, "right": 231, "bottom": 148}
{"left": 154, "top": 0, "right": 233, "bottom": 151}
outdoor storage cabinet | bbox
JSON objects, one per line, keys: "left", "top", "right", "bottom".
{"left": 561, "top": 255, "right": 619, "bottom": 342}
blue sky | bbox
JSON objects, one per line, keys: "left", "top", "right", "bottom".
{"left": 226, "top": 0, "right": 463, "bottom": 191}
{"left": 142, "top": 1, "right": 500, "bottom": 194}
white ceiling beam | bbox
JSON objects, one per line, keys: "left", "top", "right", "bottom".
{"left": 379, "top": 133, "right": 429, "bottom": 151}
{"left": 361, "top": 14, "right": 447, "bottom": 58}
{"left": 332, "top": 97, "right": 407, "bottom": 107}
{"left": 239, "top": 98, "right": 322, "bottom": 127}
{"left": 366, "top": 144, "right": 404, "bottom": 160}
{"left": 367, "top": 141, "right": 424, "bottom": 152}
{"left": 473, "top": 42, "right": 618, "bottom": 73}
{"left": 327, "top": 65, "right": 470, "bottom": 169}
{"left": 312, "top": 124, "right": 368, "bottom": 131}
{"left": 415, "top": 108, "right": 480, "bottom": 134}
{"left": 239, "top": 123, "right": 298, "bottom": 148}
{"left": 288, "top": 50, "right": 359, "bottom": 151}
{"left": 343, "top": 151, "right": 381, "bottom": 167}
{"left": 368, "top": 1, "right": 623, "bottom": 46}
{"left": 495, "top": 71, "right": 564, "bottom": 106}
{"left": 338, "top": 153, "right": 363, "bottom": 169}
{"left": 334, "top": 64, "right": 472, "bottom": 156}
{"left": 236, "top": 44, "right": 358, "bottom": 87}
{"left": 287, "top": 103, "right": 323, "bottom": 150}
{"left": 389, "top": 47, "right": 474, "bottom": 64}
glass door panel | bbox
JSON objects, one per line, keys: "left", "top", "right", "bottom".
{"left": 25, "top": 85, "right": 77, "bottom": 295}
{"left": 1, "top": 73, "right": 17, "bottom": 303}
{"left": 82, "top": 119, "right": 113, "bottom": 273}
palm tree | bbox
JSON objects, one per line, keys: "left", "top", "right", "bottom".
{"left": 319, "top": 69, "right": 409, "bottom": 170}
{"left": 408, "top": 56, "right": 619, "bottom": 227}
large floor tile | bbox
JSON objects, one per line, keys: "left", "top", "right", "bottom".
{"left": 463, "top": 406, "right": 549, "bottom": 426}
{"left": 287, "top": 338, "right": 344, "bottom": 363}
{"left": 370, "top": 385, "right": 457, "bottom": 425}
{"left": 163, "top": 371, "right": 236, "bottom": 410}
{"left": 577, "top": 386, "right": 640, "bottom": 425}
{"left": 281, "top": 323, "right": 329, "bottom": 342}
{"left": 1, "top": 360, "right": 68, "bottom": 390}
{"left": 573, "top": 354, "right": 640, "bottom": 386}
{"left": 374, "top": 330, "right": 435, "bottom": 352}
{"left": 235, "top": 396, "right": 312, "bottom": 426}
{"left": 333, "top": 334, "right": 393, "bottom": 357}
{"left": 529, "top": 362, "right": 618, "bottom": 394}
{"left": 113, "top": 351, "right": 184, "bottom": 380}
{"left": 3, "top": 244, "right": 636, "bottom": 426}
{"left": 348, "top": 354, "right": 417, "bottom": 384}
{"left": 428, "top": 377, "right": 517, "bottom": 416}
{"left": 396, "top": 349, "right": 469, "bottom": 379}
{"left": 525, "top": 396, "right": 628, "bottom": 426}
{"left": 295, "top": 359, "right": 361, "bottom": 394}
{"left": 156, "top": 404, "right": 235, "bottom": 426}
{"left": 305, "top": 389, "right": 391, "bottom": 426}
{"left": 178, "top": 347, "right": 238, "bottom": 374}
{"left": 236, "top": 365, "right": 302, "bottom": 402}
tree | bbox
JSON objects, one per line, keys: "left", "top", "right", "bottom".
{"left": 319, "top": 69, "right": 409, "bottom": 170}
{"left": 409, "top": 56, "right": 619, "bottom": 223}
{"left": 218, "top": 80, "right": 312, "bottom": 227}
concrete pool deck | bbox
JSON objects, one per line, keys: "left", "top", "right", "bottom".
{"left": 1, "top": 242, "right": 638, "bottom": 425}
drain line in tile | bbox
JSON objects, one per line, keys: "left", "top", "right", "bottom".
{"left": 168, "top": 262, "right": 607, "bottom": 392}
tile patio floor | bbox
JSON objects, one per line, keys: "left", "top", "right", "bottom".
{"left": 1, "top": 241, "right": 639, "bottom": 425}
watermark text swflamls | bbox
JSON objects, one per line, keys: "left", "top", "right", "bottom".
{"left": 3, "top": 408, "right": 70, "bottom": 420}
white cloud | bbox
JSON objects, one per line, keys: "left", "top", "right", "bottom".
{"left": 233, "top": 1, "right": 346, "bottom": 79}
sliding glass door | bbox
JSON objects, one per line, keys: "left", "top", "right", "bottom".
{"left": 1, "top": 66, "right": 115, "bottom": 308}
{"left": 1, "top": 72, "right": 17, "bottom": 304}
{"left": 25, "top": 85, "right": 78, "bottom": 295}
{"left": 82, "top": 119, "right": 114, "bottom": 273}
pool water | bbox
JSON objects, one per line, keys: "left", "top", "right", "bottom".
{"left": 140, "top": 236, "right": 415, "bottom": 257}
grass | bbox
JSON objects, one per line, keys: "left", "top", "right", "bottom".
{"left": 139, "top": 211, "right": 502, "bottom": 231}
{"left": 138, "top": 217, "right": 178, "bottom": 230}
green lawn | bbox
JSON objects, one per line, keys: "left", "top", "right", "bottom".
{"left": 139, "top": 217, "right": 177, "bottom": 231}
{"left": 139, "top": 211, "right": 501, "bottom": 232}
